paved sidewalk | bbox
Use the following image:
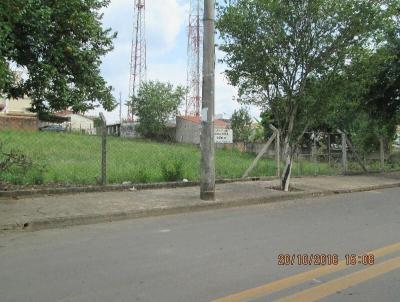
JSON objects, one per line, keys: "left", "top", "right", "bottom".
{"left": 1, "top": 173, "right": 399, "bottom": 232}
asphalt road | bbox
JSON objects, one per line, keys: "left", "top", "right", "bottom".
{"left": 0, "top": 188, "right": 399, "bottom": 302}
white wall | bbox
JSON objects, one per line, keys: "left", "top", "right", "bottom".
{"left": 175, "top": 119, "right": 201, "bottom": 144}
{"left": 65, "top": 114, "right": 95, "bottom": 134}
{"left": 175, "top": 118, "right": 228, "bottom": 145}
{"left": 4, "top": 97, "right": 34, "bottom": 115}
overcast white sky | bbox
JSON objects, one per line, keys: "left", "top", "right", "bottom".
{"left": 95, "top": 0, "right": 261, "bottom": 124}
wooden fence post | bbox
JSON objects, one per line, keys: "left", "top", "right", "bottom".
{"left": 270, "top": 125, "right": 280, "bottom": 178}
{"left": 312, "top": 133, "right": 318, "bottom": 176}
{"left": 345, "top": 135, "right": 368, "bottom": 173}
{"left": 340, "top": 131, "right": 348, "bottom": 175}
{"left": 328, "top": 133, "right": 331, "bottom": 167}
{"left": 297, "top": 153, "right": 301, "bottom": 176}
{"left": 242, "top": 128, "right": 277, "bottom": 179}
{"left": 276, "top": 131, "right": 281, "bottom": 178}
{"left": 380, "top": 137, "right": 385, "bottom": 172}
{"left": 99, "top": 113, "right": 107, "bottom": 185}
{"left": 337, "top": 129, "right": 368, "bottom": 174}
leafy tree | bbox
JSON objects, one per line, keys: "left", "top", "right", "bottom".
{"left": 364, "top": 29, "right": 400, "bottom": 137}
{"left": 0, "top": 0, "right": 117, "bottom": 113}
{"left": 131, "top": 81, "right": 186, "bottom": 140}
{"left": 231, "top": 107, "right": 252, "bottom": 142}
{"left": 217, "top": 0, "right": 398, "bottom": 190}
{"left": 260, "top": 109, "right": 281, "bottom": 140}
{"left": 248, "top": 122, "right": 265, "bottom": 143}
{"left": 304, "top": 28, "right": 400, "bottom": 152}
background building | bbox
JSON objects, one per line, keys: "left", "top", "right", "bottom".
{"left": 175, "top": 115, "right": 230, "bottom": 144}
{"left": 55, "top": 110, "right": 96, "bottom": 134}
{"left": 0, "top": 97, "right": 38, "bottom": 131}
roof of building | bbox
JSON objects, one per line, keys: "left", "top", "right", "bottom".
{"left": 55, "top": 110, "right": 96, "bottom": 121}
{"left": 177, "top": 115, "right": 229, "bottom": 128}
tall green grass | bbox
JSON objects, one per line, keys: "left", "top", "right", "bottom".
{"left": 0, "top": 130, "right": 339, "bottom": 185}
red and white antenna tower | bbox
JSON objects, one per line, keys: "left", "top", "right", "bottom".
{"left": 128, "top": 0, "right": 147, "bottom": 120}
{"left": 185, "top": 0, "right": 203, "bottom": 117}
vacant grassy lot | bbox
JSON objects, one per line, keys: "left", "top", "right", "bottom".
{"left": 0, "top": 130, "right": 335, "bottom": 185}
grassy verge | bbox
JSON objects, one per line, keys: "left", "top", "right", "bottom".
{"left": 1, "top": 130, "right": 339, "bottom": 186}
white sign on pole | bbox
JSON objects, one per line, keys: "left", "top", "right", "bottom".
{"left": 214, "top": 128, "right": 233, "bottom": 144}
{"left": 201, "top": 108, "right": 208, "bottom": 122}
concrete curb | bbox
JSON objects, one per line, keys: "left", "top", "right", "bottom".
{"left": 0, "top": 191, "right": 324, "bottom": 232}
{"left": 330, "top": 182, "right": 400, "bottom": 194}
{"left": 0, "top": 176, "right": 276, "bottom": 199}
{"left": 2, "top": 182, "right": 400, "bottom": 233}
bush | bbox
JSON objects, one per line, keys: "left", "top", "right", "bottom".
{"left": 0, "top": 141, "right": 45, "bottom": 186}
{"left": 231, "top": 107, "right": 252, "bottom": 143}
{"left": 160, "top": 159, "right": 184, "bottom": 182}
{"left": 0, "top": 143, "right": 32, "bottom": 173}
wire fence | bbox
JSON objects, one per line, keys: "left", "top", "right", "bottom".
{"left": 289, "top": 131, "right": 400, "bottom": 177}
{"left": 243, "top": 129, "right": 400, "bottom": 180}
{"left": 0, "top": 118, "right": 399, "bottom": 188}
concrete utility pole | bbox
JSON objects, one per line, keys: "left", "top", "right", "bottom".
{"left": 200, "top": 0, "right": 215, "bottom": 200}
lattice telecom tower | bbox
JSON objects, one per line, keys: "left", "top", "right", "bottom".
{"left": 128, "top": 0, "right": 147, "bottom": 120}
{"left": 185, "top": 0, "right": 203, "bottom": 117}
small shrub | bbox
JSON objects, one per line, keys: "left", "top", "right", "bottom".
{"left": 136, "top": 168, "right": 150, "bottom": 183}
{"left": 160, "top": 159, "right": 184, "bottom": 182}
{"left": 0, "top": 141, "right": 36, "bottom": 185}
{"left": 0, "top": 144, "right": 32, "bottom": 174}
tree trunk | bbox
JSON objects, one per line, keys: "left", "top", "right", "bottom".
{"left": 280, "top": 106, "right": 297, "bottom": 192}
{"left": 281, "top": 142, "right": 293, "bottom": 192}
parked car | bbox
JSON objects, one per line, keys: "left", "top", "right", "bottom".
{"left": 39, "top": 124, "right": 66, "bottom": 132}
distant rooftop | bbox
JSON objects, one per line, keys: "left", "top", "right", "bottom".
{"left": 55, "top": 110, "right": 96, "bottom": 120}
{"left": 177, "top": 115, "right": 229, "bottom": 128}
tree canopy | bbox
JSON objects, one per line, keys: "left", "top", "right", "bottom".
{"left": 217, "top": 0, "right": 400, "bottom": 190}
{"left": 365, "top": 30, "right": 400, "bottom": 133}
{"left": 297, "top": 27, "right": 400, "bottom": 152}
{"left": 231, "top": 107, "right": 252, "bottom": 142}
{"left": 131, "top": 81, "right": 186, "bottom": 140}
{"left": 0, "top": 0, "right": 117, "bottom": 113}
